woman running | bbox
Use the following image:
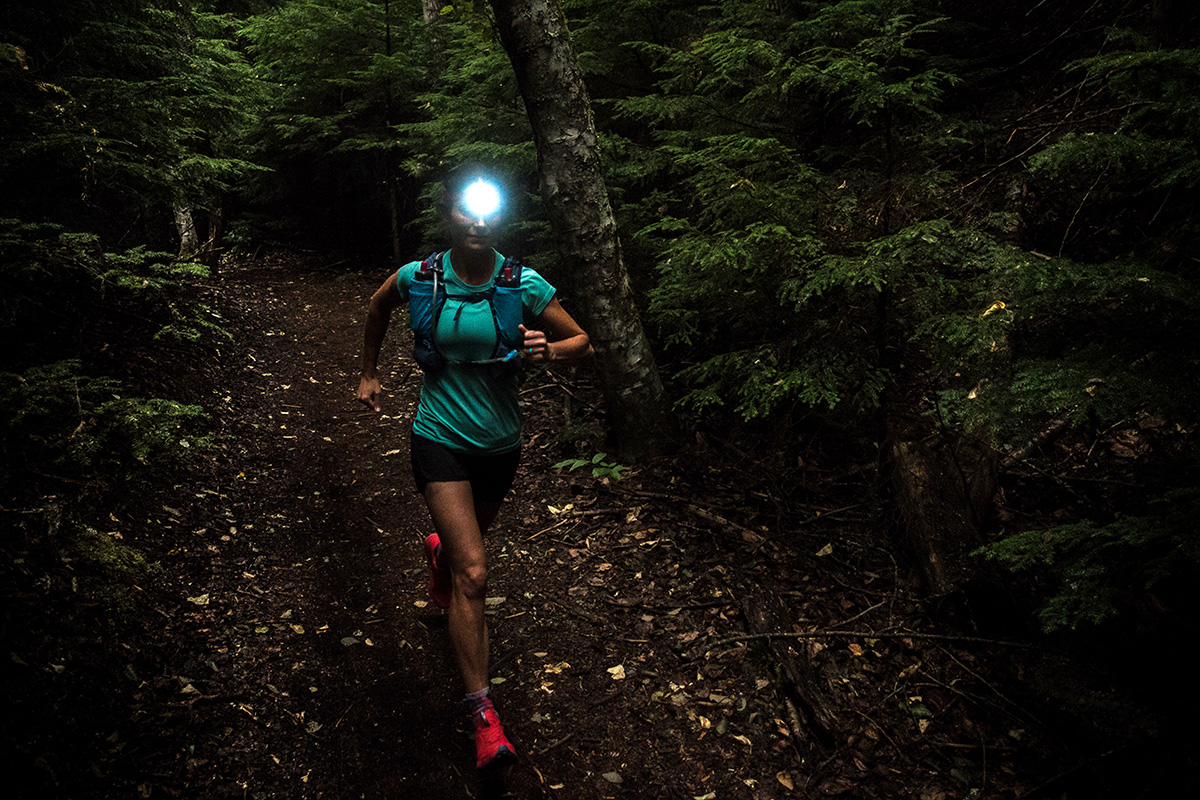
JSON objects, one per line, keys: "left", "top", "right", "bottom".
{"left": 356, "top": 165, "right": 591, "bottom": 769}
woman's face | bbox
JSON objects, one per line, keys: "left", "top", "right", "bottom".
{"left": 446, "top": 203, "right": 501, "bottom": 253}
{"left": 446, "top": 178, "right": 503, "bottom": 253}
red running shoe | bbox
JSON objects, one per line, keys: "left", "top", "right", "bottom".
{"left": 423, "top": 533, "right": 451, "bottom": 609}
{"left": 474, "top": 705, "right": 516, "bottom": 769}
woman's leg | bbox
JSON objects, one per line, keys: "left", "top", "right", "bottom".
{"left": 422, "top": 480, "right": 501, "bottom": 693}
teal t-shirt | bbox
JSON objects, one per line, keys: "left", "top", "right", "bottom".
{"left": 395, "top": 250, "right": 556, "bottom": 453}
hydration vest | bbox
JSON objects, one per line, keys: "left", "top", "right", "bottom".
{"left": 409, "top": 252, "right": 524, "bottom": 378}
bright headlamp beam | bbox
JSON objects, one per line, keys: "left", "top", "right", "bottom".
{"left": 461, "top": 179, "right": 502, "bottom": 219}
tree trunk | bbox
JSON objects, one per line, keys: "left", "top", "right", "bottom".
{"left": 173, "top": 203, "right": 200, "bottom": 259}
{"left": 889, "top": 436, "right": 995, "bottom": 597}
{"left": 422, "top": 0, "right": 450, "bottom": 76}
{"left": 488, "top": 0, "right": 671, "bottom": 461}
{"left": 203, "top": 202, "right": 223, "bottom": 270}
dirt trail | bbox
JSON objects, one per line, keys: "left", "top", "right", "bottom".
{"left": 197, "top": 255, "right": 486, "bottom": 797}
{"left": 149, "top": 253, "right": 1063, "bottom": 800}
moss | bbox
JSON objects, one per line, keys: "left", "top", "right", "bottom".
{"left": 63, "top": 525, "right": 163, "bottom": 615}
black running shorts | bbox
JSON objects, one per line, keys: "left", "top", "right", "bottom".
{"left": 410, "top": 432, "right": 520, "bottom": 503}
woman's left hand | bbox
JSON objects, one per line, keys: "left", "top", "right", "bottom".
{"left": 519, "top": 324, "right": 550, "bottom": 362}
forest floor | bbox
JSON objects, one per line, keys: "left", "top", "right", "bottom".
{"left": 6, "top": 251, "right": 1173, "bottom": 799}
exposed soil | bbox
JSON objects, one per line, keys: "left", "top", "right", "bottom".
{"left": 5, "top": 251, "right": 1172, "bottom": 799}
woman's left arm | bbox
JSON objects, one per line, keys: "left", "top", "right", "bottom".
{"left": 520, "top": 298, "right": 593, "bottom": 365}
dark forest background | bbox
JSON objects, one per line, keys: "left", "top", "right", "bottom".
{"left": 3, "top": 0, "right": 1200, "bottom": 795}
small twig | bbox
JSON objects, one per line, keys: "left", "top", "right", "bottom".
{"left": 851, "top": 707, "right": 911, "bottom": 763}
{"left": 525, "top": 508, "right": 621, "bottom": 541}
{"left": 600, "top": 596, "right": 734, "bottom": 612}
{"left": 587, "top": 685, "right": 623, "bottom": 710}
{"left": 1058, "top": 166, "right": 1108, "bottom": 256}
{"left": 795, "top": 502, "right": 868, "bottom": 526}
{"left": 535, "top": 730, "right": 575, "bottom": 755}
{"left": 1014, "top": 742, "right": 1142, "bottom": 800}
{"left": 687, "top": 505, "right": 766, "bottom": 546}
{"left": 835, "top": 600, "right": 886, "bottom": 628}
{"left": 333, "top": 701, "right": 355, "bottom": 729}
{"left": 554, "top": 599, "right": 607, "bottom": 625}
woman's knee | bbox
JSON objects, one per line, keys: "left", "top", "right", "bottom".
{"left": 454, "top": 559, "right": 488, "bottom": 598}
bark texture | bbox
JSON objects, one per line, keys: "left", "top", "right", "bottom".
{"left": 174, "top": 203, "right": 199, "bottom": 259}
{"left": 421, "top": 0, "right": 450, "bottom": 77}
{"left": 489, "top": 0, "right": 671, "bottom": 461}
{"left": 890, "top": 436, "right": 995, "bottom": 596}
{"left": 741, "top": 587, "right": 837, "bottom": 748}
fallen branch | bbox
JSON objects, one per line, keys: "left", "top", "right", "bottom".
{"left": 600, "top": 596, "right": 735, "bottom": 612}
{"left": 553, "top": 599, "right": 607, "bottom": 626}
{"left": 694, "top": 629, "right": 1033, "bottom": 660}
{"left": 686, "top": 505, "right": 767, "bottom": 546}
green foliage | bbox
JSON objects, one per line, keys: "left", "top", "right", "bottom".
{"left": 1, "top": 1, "right": 266, "bottom": 232}
{"left": 0, "top": 219, "right": 230, "bottom": 358}
{"left": 241, "top": 0, "right": 422, "bottom": 157}
{"left": 963, "top": 247, "right": 1198, "bottom": 443}
{"left": 63, "top": 525, "right": 165, "bottom": 614}
{"left": 981, "top": 488, "right": 1200, "bottom": 632}
{"left": 1028, "top": 32, "right": 1200, "bottom": 263}
{"left": 1, "top": 218, "right": 219, "bottom": 502}
{"left": 1032, "top": 38, "right": 1200, "bottom": 189}
{"left": 774, "top": 1, "right": 958, "bottom": 127}
{"left": 0, "top": 360, "right": 210, "bottom": 492}
{"left": 599, "top": 1, "right": 970, "bottom": 421}
{"left": 553, "top": 452, "right": 629, "bottom": 481}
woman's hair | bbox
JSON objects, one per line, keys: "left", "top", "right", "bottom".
{"left": 437, "top": 162, "right": 507, "bottom": 219}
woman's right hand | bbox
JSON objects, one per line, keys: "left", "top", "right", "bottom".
{"left": 357, "top": 375, "right": 383, "bottom": 412}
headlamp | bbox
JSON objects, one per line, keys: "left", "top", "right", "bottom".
{"left": 460, "top": 179, "right": 502, "bottom": 219}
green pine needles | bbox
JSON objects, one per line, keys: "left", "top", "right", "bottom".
{"left": 981, "top": 488, "right": 1200, "bottom": 632}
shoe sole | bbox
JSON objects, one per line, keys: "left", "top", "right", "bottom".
{"left": 478, "top": 744, "right": 516, "bottom": 770}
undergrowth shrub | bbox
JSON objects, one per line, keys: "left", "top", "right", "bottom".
{"left": 981, "top": 488, "right": 1200, "bottom": 632}
{"left": 1, "top": 219, "right": 230, "bottom": 364}
{"left": 0, "top": 360, "right": 209, "bottom": 496}
{"left": 1, "top": 219, "right": 220, "bottom": 500}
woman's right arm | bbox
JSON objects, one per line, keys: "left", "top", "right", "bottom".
{"left": 357, "top": 274, "right": 405, "bottom": 412}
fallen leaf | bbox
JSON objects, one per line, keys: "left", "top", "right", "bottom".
{"left": 602, "top": 772, "right": 622, "bottom": 784}
{"left": 607, "top": 665, "right": 626, "bottom": 680}
{"left": 815, "top": 543, "right": 833, "bottom": 557}
{"left": 777, "top": 771, "right": 794, "bottom": 790}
